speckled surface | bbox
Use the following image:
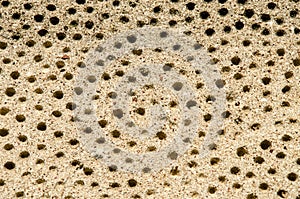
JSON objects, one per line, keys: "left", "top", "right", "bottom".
{"left": 0, "top": 0, "right": 300, "bottom": 198}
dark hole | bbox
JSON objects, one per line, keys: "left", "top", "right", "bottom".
{"left": 267, "top": 2, "right": 276, "bottom": 9}
{"left": 230, "top": 167, "right": 240, "bottom": 174}
{"left": 260, "top": 139, "right": 271, "bottom": 150}
{"left": 20, "top": 151, "right": 30, "bottom": 158}
{"left": 23, "top": 3, "right": 32, "bottom": 10}
{"left": 287, "top": 172, "right": 298, "bottom": 181}
{"left": 223, "top": 26, "right": 231, "bottom": 33}
{"left": 276, "top": 48, "right": 285, "bottom": 56}
{"left": 218, "top": 176, "right": 226, "bottom": 182}
{"left": 277, "top": 190, "right": 287, "bottom": 198}
{"left": 276, "top": 152, "right": 286, "bottom": 159}
{"left": 128, "top": 179, "right": 137, "bottom": 187}
{"left": 208, "top": 186, "right": 217, "bottom": 194}
{"left": 251, "top": 23, "right": 260, "bottom": 30}
{"left": 186, "top": 2, "right": 195, "bottom": 10}
{"left": 16, "top": 115, "right": 26, "bottom": 122}
{"left": 0, "top": 128, "right": 9, "bottom": 137}
{"left": 275, "top": 18, "right": 284, "bottom": 25}
{"left": 233, "top": 73, "right": 243, "bottom": 79}
{"left": 85, "top": 20, "right": 94, "bottom": 29}
{"left": 156, "top": 131, "right": 167, "bottom": 140}
{"left": 243, "top": 85, "right": 250, "bottom": 92}
{"left": 210, "top": 157, "right": 220, "bottom": 165}
{"left": 236, "top": 147, "right": 247, "bottom": 156}
{"left": 204, "top": 114, "right": 212, "bottom": 121}
{"left": 254, "top": 156, "right": 265, "bottom": 164}
{"left": 137, "top": 21, "right": 145, "bottom": 27}
{"left": 12, "top": 13, "right": 20, "bottom": 19}
{"left": 91, "top": 182, "right": 99, "bottom": 187}
{"left": 63, "top": 72, "right": 73, "bottom": 80}
{"left": 235, "top": 21, "right": 244, "bottom": 30}
{"left": 22, "top": 24, "right": 30, "bottom": 29}
{"left": 102, "top": 73, "right": 111, "bottom": 80}
{"left": 259, "top": 183, "right": 269, "bottom": 190}
{"left": 37, "top": 144, "right": 46, "bottom": 150}
{"left": 150, "top": 18, "right": 158, "bottom": 25}
{"left": 26, "top": 40, "right": 36, "bottom": 47}
{"left": 293, "top": 58, "right": 300, "bottom": 66}
{"left": 169, "top": 8, "right": 179, "bottom": 15}
{"left": 43, "top": 41, "right": 52, "bottom": 48}
{"left": 56, "top": 32, "right": 66, "bottom": 40}
{"left": 110, "top": 182, "right": 120, "bottom": 188}
{"left": 46, "top": 4, "right": 56, "bottom": 11}
{"left": 5, "top": 87, "right": 16, "bottom": 97}
{"left": 111, "top": 130, "right": 120, "bottom": 138}
{"left": 276, "top": 30, "right": 285, "bottom": 36}
{"left": 132, "top": 49, "right": 143, "bottom": 56}
{"left": 68, "top": 8, "right": 76, "bottom": 14}
{"left": 205, "top": 28, "right": 215, "bottom": 36}
{"left": 113, "top": 0, "right": 120, "bottom": 6}
{"left": 120, "top": 16, "right": 129, "bottom": 23}
{"left": 98, "top": 120, "right": 107, "bottom": 128}
{"left": 55, "top": 152, "right": 64, "bottom": 158}
{"left": 247, "top": 193, "right": 257, "bottom": 199}
{"left": 294, "top": 158, "right": 299, "bottom": 165}
{"left": 290, "top": 10, "right": 298, "bottom": 18}
{"left": 18, "top": 135, "right": 27, "bottom": 142}
{"left": 127, "top": 141, "right": 137, "bottom": 147}
{"left": 262, "top": 77, "right": 271, "bottom": 85}
{"left": 261, "top": 28, "right": 270, "bottom": 35}
{"left": 244, "top": 9, "right": 254, "bottom": 18}
{"left": 69, "top": 139, "right": 79, "bottom": 145}
{"left": 0, "top": 41, "right": 7, "bottom": 49}
{"left": 282, "top": 85, "right": 290, "bottom": 93}
{"left": 233, "top": 183, "right": 241, "bottom": 189}
{"left": 222, "top": 111, "right": 231, "bottom": 118}
{"left": 129, "top": 1, "right": 136, "bottom": 7}
{"left": 267, "top": 60, "right": 275, "bottom": 66}
{"left": 83, "top": 167, "right": 93, "bottom": 175}
{"left": 282, "top": 134, "right": 292, "bottom": 141}
{"left": 4, "top": 143, "right": 14, "bottom": 150}
{"left": 53, "top": 91, "right": 64, "bottom": 99}
{"left": 135, "top": 108, "right": 145, "bottom": 116}
{"left": 218, "top": 8, "right": 228, "bottom": 16}
{"left": 73, "top": 34, "right": 82, "bottom": 40}
{"left": 37, "top": 122, "right": 47, "bottom": 131}
{"left": 4, "top": 161, "right": 15, "bottom": 170}
{"left": 50, "top": 17, "right": 59, "bottom": 25}
{"left": 16, "top": 191, "right": 24, "bottom": 197}
{"left": 268, "top": 168, "right": 276, "bottom": 174}
{"left": 246, "top": 172, "right": 255, "bottom": 178}
{"left": 66, "top": 102, "right": 76, "bottom": 110}
{"left": 86, "top": 6, "right": 94, "bottom": 13}
{"left": 169, "top": 20, "right": 177, "bottom": 26}
{"left": 261, "top": 14, "right": 271, "bottom": 21}
{"left": 243, "top": 40, "right": 251, "bottom": 46}
{"left": 76, "top": 0, "right": 86, "bottom": 4}
{"left": 52, "top": 110, "right": 62, "bottom": 117}
{"left": 237, "top": 0, "right": 247, "bottom": 4}
{"left": 153, "top": 6, "right": 161, "bottom": 13}
{"left": 34, "top": 14, "right": 44, "bottom": 22}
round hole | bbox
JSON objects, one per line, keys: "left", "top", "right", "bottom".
{"left": 172, "top": 82, "right": 183, "bottom": 91}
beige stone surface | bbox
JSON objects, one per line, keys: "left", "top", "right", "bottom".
{"left": 0, "top": 0, "right": 300, "bottom": 198}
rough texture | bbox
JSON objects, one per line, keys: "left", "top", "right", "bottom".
{"left": 0, "top": 0, "right": 300, "bottom": 198}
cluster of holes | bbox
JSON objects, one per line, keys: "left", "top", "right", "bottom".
{"left": 72, "top": 28, "right": 227, "bottom": 173}
{"left": 0, "top": 0, "right": 300, "bottom": 198}
{"left": 0, "top": 0, "right": 298, "bottom": 47}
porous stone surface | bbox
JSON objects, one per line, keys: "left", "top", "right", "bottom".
{"left": 0, "top": 0, "right": 299, "bottom": 198}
